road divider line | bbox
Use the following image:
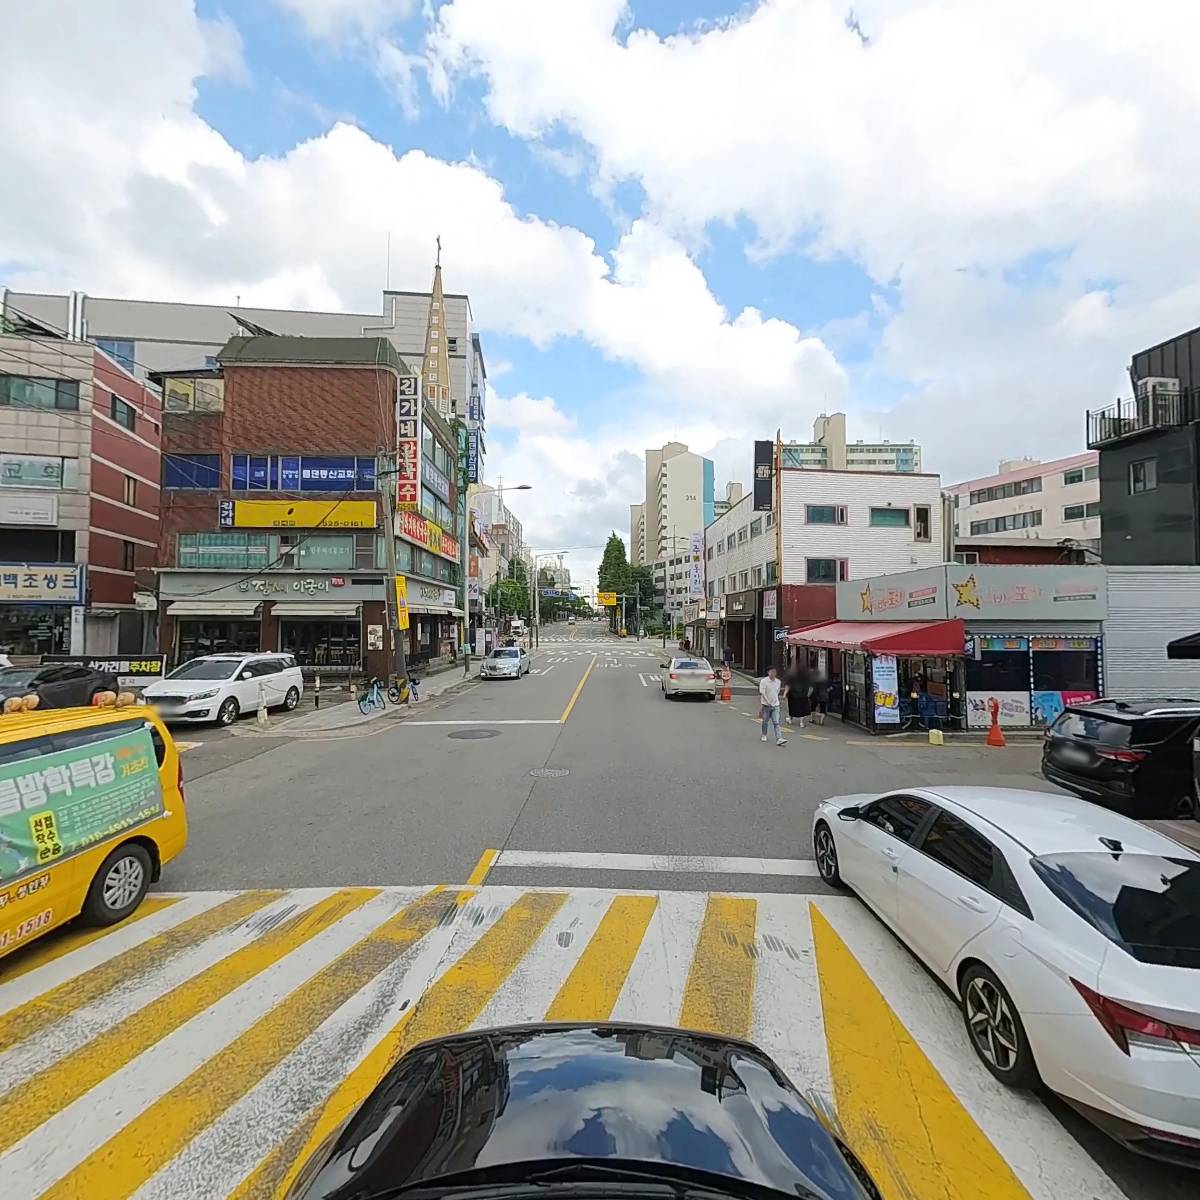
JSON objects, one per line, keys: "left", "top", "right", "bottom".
{"left": 465, "top": 848, "right": 499, "bottom": 887}
{"left": 810, "top": 904, "right": 1032, "bottom": 1200}
{"left": 403, "top": 719, "right": 562, "bottom": 726}
{"left": 559, "top": 654, "right": 597, "bottom": 723}
{"left": 680, "top": 895, "right": 757, "bottom": 1039}
{"left": 41, "top": 887, "right": 459, "bottom": 1200}
{"left": 242, "top": 890, "right": 567, "bottom": 1200}
{"left": 0, "top": 890, "right": 282, "bottom": 1054}
{"left": 493, "top": 850, "right": 821, "bottom": 876}
{"left": 545, "top": 895, "right": 658, "bottom": 1021}
{"left": 0, "top": 888, "right": 380, "bottom": 1155}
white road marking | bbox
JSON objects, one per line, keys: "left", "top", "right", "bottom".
{"left": 493, "top": 850, "right": 821, "bottom": 876}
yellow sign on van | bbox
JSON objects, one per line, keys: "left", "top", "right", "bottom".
{"left": 394, "top": 575, "right": 410, "bottom": 630}
{"left": 219, "top": 499, "right": 377, "bottom": 530}
{"left": 597, "top": 591, "right": 617, "bottom": 607}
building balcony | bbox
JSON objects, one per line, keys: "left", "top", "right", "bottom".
{"left": 1087, "top": 389, "right": 1198, "bottom": 447}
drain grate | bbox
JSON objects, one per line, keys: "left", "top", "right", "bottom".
{"left": 448, "top": 728, "right": 501, "bottom": 739}
{"left": 530, "top": 766, "right": 570, "bottom": 778}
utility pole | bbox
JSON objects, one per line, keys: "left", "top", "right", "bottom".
{"left": 378, "top": 454, "right": 410, "bottom": 693}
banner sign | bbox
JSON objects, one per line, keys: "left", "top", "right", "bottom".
{"left": 753, "top": 440, "right": 773, "bottom": 512}
{"left": 597, "top": 592, "right": 617, "bottom": 607}
{"left": 688, "top": 532, "right": 705, "bottom": 598}
{"left": 41, "top": 655, "right": 166, "bottom": 687}
{"left": 0, "top": 726, "right": 164, "bottom": 885}
{"left": 397, "top": 509, "right": 460, "bottom": 561}
{"left": 396, "top": 375, "right": 421, "bottom": 511}
{"left": 423, "top": 460, "right": 452, "bottom": 502}
{"left": 466, "top": 430, "right": 480, "bottom": 483}
{"left": 872, "top": 653, "right": 900, "bottom": 724}
{"left": 0, "top": 564, "right": 85, "bottom": 605}
{"left": 219, "top": 499, "right": 377, "bottom": 530}
{"left": 394, "top": 575, "right": 410, "bottom": 631}
{"left": 762, "top": 589, "right": 778, "bottom": 621}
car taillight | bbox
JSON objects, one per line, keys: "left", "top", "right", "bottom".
{"left": 669, "top": 673, "right": 678, "bottom": 680}
{"left": 176, "top": 755, "right": 185, "bottom": 800}
{"left": 1094, "top": 748, "right": 1148, "bottom": 763}
{"left": 708, "top": 673, "right": 716, "bottom": 680}
{"left": 1071, "top": 979, "right": 1200, "bottom": 1054}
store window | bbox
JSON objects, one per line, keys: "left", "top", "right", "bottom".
{"left": 0, "top": 605, "right": 71, "bottom": 655}
{"left": 178, "top": 531, "right": 271, "bottom": 569}
{"left": 1031, "top": 638, "right": 1099, "bottom": 693}
{"left": 806, "top": 505, "right": 846, "bottom": 525}
{"left": 964, "top": 644, "right": 1029, "bottom": 692}
{"left": 0, "top": 376, "right": 79, "bottom": 411}
{"left": 164, "top": 453, "right": 220, "bottom": 489}
{"left": 806, "top": 558, "right": 848, "bottom": 583}
{"left": 176, "top": 620, "right": 260, "bottom": 662}
{"left": 869, "top": 507, "right": 910, "bottom": 527}
{"left": 280, "top": 619, "right": 361, "bottom": 668}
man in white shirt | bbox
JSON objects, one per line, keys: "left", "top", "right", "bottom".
{"left": 759, "top": 665, "right": 787, "bottom": 746}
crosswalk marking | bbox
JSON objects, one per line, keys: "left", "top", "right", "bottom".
{"left": 0, "top": 884, "right": 1130, "bottom": 1200}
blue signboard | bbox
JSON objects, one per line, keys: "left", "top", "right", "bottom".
{"left": 467, "top": 430, "right": 479, "bottom": 483}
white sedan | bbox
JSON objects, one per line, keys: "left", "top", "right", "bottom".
{"left": 661, "top": 656, "right": 718, "bottom": 700}
{"left": 480, "top": 646, "right": 530, "bottom": 679}
{"left": 812, "top": 786, "right": 1200, "bottom": 1165}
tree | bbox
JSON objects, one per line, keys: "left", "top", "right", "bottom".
{"left": 627, "top": 564, "right": 656, "bottom": 633}
{"left": 597, "top": 532, "right": 629, "bottom": 630}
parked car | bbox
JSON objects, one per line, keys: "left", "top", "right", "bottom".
{"left": 0, "top": 663, "right": 119, "bottom": 709}
{"left": 1042, "top": 698, "right": 1200, "bottom": 819}
{"left": 142, "top": 653, "right": 303, "bottom": 725}
{"left": 661, "top": 656, "right": 717, "bottom": 700}
{"left": 812, "top": 785, "right": 1200, "bottom": 1166}
{"left": 480, "top": 646, "right": 530, "bottom": 679}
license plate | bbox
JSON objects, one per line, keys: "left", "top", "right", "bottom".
{"left": 1057, "top": 744, "right": 1090, "bottom": 765}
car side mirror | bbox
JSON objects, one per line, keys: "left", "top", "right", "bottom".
{"left": 837, "top": 806, "right": 862, "bottom": 822}
{"left": 239, "top": 670, "right": 252, "bottom": 680}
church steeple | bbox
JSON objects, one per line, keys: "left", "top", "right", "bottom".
{"left": 422, "top": 237, "right": 452, "bottom": 417}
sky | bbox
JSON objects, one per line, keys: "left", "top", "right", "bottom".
{"left": 5, "top": 0, "right": 1200, "bottom": 589}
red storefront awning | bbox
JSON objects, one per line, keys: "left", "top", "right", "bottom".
{"left": 786, "top": 618, "right": 964, "bottom": 657}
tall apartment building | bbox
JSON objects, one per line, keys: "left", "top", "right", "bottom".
{"left": 782, "top": 412, "right": 922, "bottom": 473}
{"left": 630, "top": 441, "right": 714, "bottom": 566}
{"left": 945, "top": 453, "right": 1100, "bottom": 546}
{"left": 0, "top": 316, "right": 161, "bottom": 659}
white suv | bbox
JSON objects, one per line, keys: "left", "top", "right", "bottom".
{"left": 143, "top": 653, "right": 304, "bottom": 725}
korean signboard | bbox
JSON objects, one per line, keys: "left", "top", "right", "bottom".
{"left": 394, "top": 575, "right": 410, "bottom": 630}
{"left": 688, "top": 531, "right": 705, "bottom": 598}
{"left": 762, "top": 589, "right": 777, "bottom": 621}
{"left": 872, "top": 653, "right": 900, "bottom": 725}
{"left": 0, "top": 725, "right": 164, "bottom": 886}
{"left": 396, "top": 509, "right": 460, "bottom": 561}
{"left": 0, "top": 494, "right": 57, "bottom": 527}
{"left": 396, "top": 374, "right": 421, "bottom": 511}
{"left": 753, "top": 440, "right": 773, "bottom": 512}
{"left": 236, "top": 576, "right": 346, "bottom": 595}
{"left": 466, "top": 430, "right": 480, "bottom": 483}
{"left": 423, "top": 460, "right": 452, "bottom": 502}
{"left": 219, "top": 499, "right": 377, "bottom": 530}
{"left": 0, "top": 564, "right": 85, "bottom": 605}
{"left": 597, "top": 592, "right": 617, "bottom": 607}
{"left": 42, "top": 655, "right": 166, "bottom": 687}
{"left": 0, "top": 453, "right": 73, "bottom": 491}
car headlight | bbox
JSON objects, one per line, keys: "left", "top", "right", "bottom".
{"left": 187, "top": 689, "right": 219, "bottom": 701}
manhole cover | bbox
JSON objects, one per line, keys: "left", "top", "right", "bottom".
{"left": 448, "top": 728, "right": 501, "bottom": 740}
{"left": 530, "top": 766, "right": 570, "bottom": 778}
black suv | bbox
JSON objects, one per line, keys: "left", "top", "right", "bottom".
{"left": 1042, "top": 698, "right": 1200, "bottom": 819}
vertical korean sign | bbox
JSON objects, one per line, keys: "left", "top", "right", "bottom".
{"left": 394, "top": 575, "right": 411, "bottom": 631}
{"left": 0, "top": 726, "right": 163, "bottom": 885}
{"left": 753, "top": 440, "right": 773, "bottom": 512}
{"left": 687, "top": 531, "right": 704, "bottom": 598}
{"left": 395, "top": 373, "right": 421, "bottom": 512}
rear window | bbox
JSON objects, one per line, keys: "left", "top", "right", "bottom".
{"left": 491, "top": 649, "right": 520, "bottom": 659}
{"left": 1031, "top": 852, "right": 1200, "bottom": 967}
{"left": 1050, "top": 710, "right": 1132, "bottom": 748}
{"left": 674, "top": 660, "right": 706, "bottom": 670}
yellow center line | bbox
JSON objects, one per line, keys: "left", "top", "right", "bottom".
{"left": 0, "top": 894, "right": 180, "bottom": 985}
{"left": 465, "top": 848, "right": 499, "bottom": 887}
{"left": 0, "top": 888, "right": 380, "bottom": 1155}
{"left": 235, "top": 890, "right": 568, "bottom": 1200}
{"left": 0, "top": 890, "right": 282, "bottom": 1055}
{"left": 679, "top": 894, "right": 757, "bottom": 1039}
{"left": 559, "top": 653, "right": 597, "bottom": 723}
{"left": 546, "top": 894, "right": 658, "bottom": 1021}
{"left": 810, "top": 904, "right": 1033, "bottom": 1200}
{"left": 42, "top": 886, "right": 459, "bottom": 1200}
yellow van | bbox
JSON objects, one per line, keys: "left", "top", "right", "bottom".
{"left": 0, "top": 704, "right": 188, "bottom": 961}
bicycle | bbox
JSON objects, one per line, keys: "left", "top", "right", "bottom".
{"left": 358, "top": 677, "right": 387, "bottom": 715}
{"left": 380, "top": 675, "right": 420, "bottom": 705}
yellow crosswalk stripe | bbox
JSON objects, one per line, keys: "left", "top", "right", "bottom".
{"left": 235, "top": 889, "right": 568, "bottom": 1200}
{"left": 0, "top": 890, "right": 280, "bottom": 1055}
{"left": 0, "top": 888, "right": 379, "bottom": 1155}
{"left": 545, "top": 894, "right": 657, "bottom": 1021}
{"left": 679, "top": 894, "right": 756, "bottom": 1039}
{"left": 810, "top": 904, "right": 1033, "bottom": 1200}
{"left": 0, "top": 894, "right": 180, "bottom": 985}
{"left": 40, "top": 887, "right": 457, "bottom": 1200}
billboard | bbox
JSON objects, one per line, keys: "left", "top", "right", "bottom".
{"left": 396, "top": 374, "right": 421, "bottom": 511}
{"left": 218, "top": 499, "right": 377, "bottom": 530}
{"left": 597, "top": 591, "right": 617, "bottom": 607}
{"left": 753, "top": 440, "right": 773, "bottom": 511}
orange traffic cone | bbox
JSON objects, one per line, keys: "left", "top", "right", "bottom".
{"left": 985, "top": 698, "right": 1006, "bottom": 747}
{"left": 720, "top": 670, "right": 732, "bottom": 703}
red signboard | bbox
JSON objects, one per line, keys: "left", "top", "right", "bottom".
{"left": 398, "top": 508, "right": 459, "bottom": 561}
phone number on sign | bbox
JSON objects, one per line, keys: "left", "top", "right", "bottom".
{"left": 0, "top": 907, "right": 53, "bottom": 950}
{"left": 0, "top": 872, "right": 51, "bottom": 909}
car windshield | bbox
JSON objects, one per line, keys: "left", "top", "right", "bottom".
{"left": 1050, "top": 710, "right": 1132, "bottom": 747}
{"left": 491, "top": 649, "right": 520, "bottom": 659}
{"left": 1031, "top": 852, "right": 1200, "bottom": 967}
{"left": 168, "top": 659, "right": 241, "bottom": 680}
{"left": 0, "top": 668, "right": 41, "bottom": 687}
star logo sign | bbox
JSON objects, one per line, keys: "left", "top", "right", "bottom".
{"left": 859, "top": 584, "right": 873, "bottom": 613}
{"left": 953, "top": 574, "right": 981, "bottom": 610}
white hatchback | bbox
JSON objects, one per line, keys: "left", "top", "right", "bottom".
{"left": 812, "top": 786, "right": 1200, "bottom": 1166}
{"left": 143, "top": 653, "right": 304, "bottom": 726}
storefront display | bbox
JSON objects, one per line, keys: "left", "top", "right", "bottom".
{"left": 963, "top": 634, "right": 1101, "bottom": 727}
{"left": 872, "top": 653, "right": 900, "bottom": 724}
{"left": 279, "top": 618, "right": 362, "bottom": 668}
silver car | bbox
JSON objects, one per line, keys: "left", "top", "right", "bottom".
{"left": 481, "top": 646, "right": 530, "bottom": 679}
{"left": 661, "top": 656, "right": 717, "bottom": 700}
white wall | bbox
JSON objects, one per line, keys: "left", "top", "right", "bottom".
{"left": 780, "top": 470, "right": 943, "bottom": 582}
{"left": 659, "top": 452, "right": 706, "bottom": 554}
{"left": 1104, "top": 567, "right": 1200, "bottom": 699}
{"left": 704, "top": 493, "right": 776, "bottom": 596}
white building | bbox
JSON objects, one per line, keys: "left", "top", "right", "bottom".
{"left": 946, "top": 453, "right": 1100, "bottom": 545}
{"left": 780, "top": 468, "right": 944, "bottom": 583}
{"left": 704, "top": 492, "right": 777, "bottom": 601}
{"left": 630, "top": 441, "right": 714, "bottom": 566}
{"left": 782, "top": 412, "right": 922, "bottom": 474}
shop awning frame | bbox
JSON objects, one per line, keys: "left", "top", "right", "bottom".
{"left": 272, "top": 603, "right": 362, "bottom": 618}
{"left": 408, "top": 604, "right": 465, "bottom": 617}
{"left": 787, "top": 618, "right": 965, "bottom": 657}
{"left": 166, "top": 600, "right": 262, "bottom": 617}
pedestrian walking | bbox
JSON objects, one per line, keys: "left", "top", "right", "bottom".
{"left": 759, "top": 666, "right": 787, "bottom": 746}
{"left": 783, "top": 660, "right": 810, "bottom": 728}
{"left": 722, "top": 645, "right": 734, "bottom": 671}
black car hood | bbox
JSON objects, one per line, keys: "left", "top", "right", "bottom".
{"left": 298, "top": 1024, "right": 868, "bottom": 1200}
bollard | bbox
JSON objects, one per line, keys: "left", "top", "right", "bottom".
{"left": 314, "top": 674, "right": 321, "bottom": 709}
{"left": 256, "top": 682, "right": 269, "bottom": 727}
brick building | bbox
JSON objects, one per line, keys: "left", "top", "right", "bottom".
{"left": 154, "top": 336, "right": 463, "bottom": 679}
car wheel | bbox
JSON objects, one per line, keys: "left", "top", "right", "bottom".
{"left": 282, "top": 686, "right": 300, "bottom": 711}
{"left": 80, "top": 842, "right": 152, "bottom": 926}
{"left": 217, "top": 696, "right": 239, "bottom": 726}
{"left": 960, "top": 964, "right": 1040, "bottom": 1089}
{"left": 813, "top": 822, "right": 845, "bottom": 888}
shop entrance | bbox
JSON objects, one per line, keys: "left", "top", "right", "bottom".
{"left": 177, "top": 619, "right": 260, "bottom": 663}
{"left": 279, "top": 618, "right": 362, "bottom": 669}
{"left": 0, "top": 605, "right": 71, "bottom": 658}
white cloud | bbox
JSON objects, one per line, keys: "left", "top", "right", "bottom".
{"left": 275, "top": 0, "right": 418, "bottom": 41}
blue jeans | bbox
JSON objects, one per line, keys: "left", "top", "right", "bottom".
{"left": 761, "top": 704, "right": 781, "bottom": 740}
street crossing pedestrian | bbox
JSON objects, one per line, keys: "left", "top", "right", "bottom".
{"left": 759, "top": 666, "right": 787, "bottom": 746}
